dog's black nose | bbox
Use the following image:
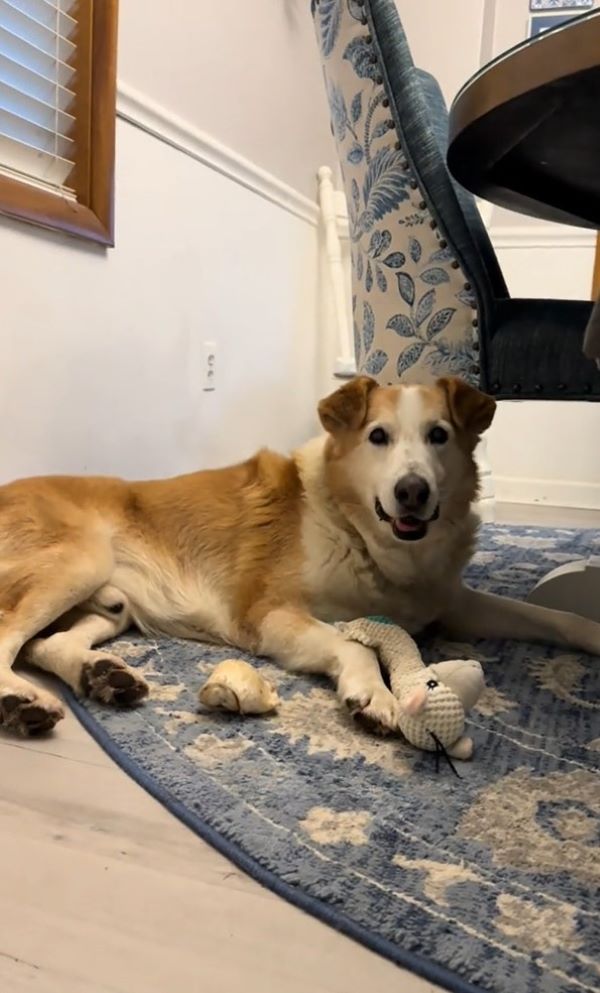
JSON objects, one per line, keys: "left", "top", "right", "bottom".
{"left": 394, "top": 474, "right": 430, "bottom": 511}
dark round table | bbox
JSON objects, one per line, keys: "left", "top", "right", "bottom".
{"left": 447, "top": 9, "right": 600, "bottom": 229}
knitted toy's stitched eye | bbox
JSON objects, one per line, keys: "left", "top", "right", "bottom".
{"left": 426, "top": 679, "right": 439, "bottom": 690}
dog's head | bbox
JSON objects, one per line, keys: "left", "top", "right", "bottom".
{"left": 318, "top": 376, "right": 495, "bottom": 543}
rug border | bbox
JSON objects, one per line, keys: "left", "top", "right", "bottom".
{"left": 64, "top": 688, "right": 487, "bottom": 993}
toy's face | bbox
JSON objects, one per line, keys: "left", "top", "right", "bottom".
{"left": 399, "top": 672, "right": 467, "bottom": 754}
{"left": 318, "top": 376, "right": 495, "bottom": 546}
{"left": 427, "top": 658, "right": 485, "bottom": 712}
{"left": 403, "top": 672, "right": 463, "bottom": 720}
{"left": 397, "top": 660, "right": 483, "bottom": 761}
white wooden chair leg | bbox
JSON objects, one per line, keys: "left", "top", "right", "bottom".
{"left": 475, "top": 436, "right": 496, "bottom": 521}
{"left": 317, "top": 166, "right": 356, "bottom": 379}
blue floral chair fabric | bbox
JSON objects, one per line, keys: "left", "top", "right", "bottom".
{"left": 311, "top": 0, "right": 600, "bottom": 400}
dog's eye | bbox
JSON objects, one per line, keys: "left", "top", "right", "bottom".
{"left": 428, "top": 425, "right": 448, "bottom": 446}
{"left": 426, "top": 679, "right": 439, "bottom": 690}
{"left": 368, "top": 427, "right": 389, "bottom": 446}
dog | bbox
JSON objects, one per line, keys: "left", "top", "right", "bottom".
{"left": 1, "top": 375, "right": 599, "bottom": 737}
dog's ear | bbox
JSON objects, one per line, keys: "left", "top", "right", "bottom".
{"left": 438, "top": 377, "right": 496, "bottom": 436}
{"left": 318, "top": 376, "right": 378, "bottom": 434}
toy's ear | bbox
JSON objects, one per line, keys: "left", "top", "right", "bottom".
{"left": 438, "top": 377, "right": 496, "bottom": 436}
{"left": 318, "top": 376, "right": 378, "bottom": 434}
{"left": 401, "top": 685, "right": 428, "bottom": 716}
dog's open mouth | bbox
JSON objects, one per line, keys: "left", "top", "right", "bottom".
{"left": 375, "top": 498, "right": 439, "bottom": 542}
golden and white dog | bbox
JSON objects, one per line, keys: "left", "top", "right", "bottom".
{"left": 1, "top": 375, "right": 599, "bottom": 737}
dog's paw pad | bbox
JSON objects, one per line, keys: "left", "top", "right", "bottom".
{"left": 0, "top": 692, "right": 64, "bottom": 736}
{"left": 81, "top": 656, "right": 149, "bottom": 707}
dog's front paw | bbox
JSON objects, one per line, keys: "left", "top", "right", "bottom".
{"left": 340, "top": 683, "right": 401, "bottom": 735}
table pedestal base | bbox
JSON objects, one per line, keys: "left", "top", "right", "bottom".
{"left": 527, "top": 556, "right": 600, "bottom": 622}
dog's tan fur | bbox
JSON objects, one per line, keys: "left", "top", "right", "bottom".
{"left": 1, "top": 376, "right": 599, "bottom": 736}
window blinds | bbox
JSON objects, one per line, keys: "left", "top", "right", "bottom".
{"left": 0, "top": 0, "right": 77, "bottom": 196}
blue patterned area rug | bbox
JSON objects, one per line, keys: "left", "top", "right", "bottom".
{"left": 66, "top": 525, "right": 600, "bottom": 993}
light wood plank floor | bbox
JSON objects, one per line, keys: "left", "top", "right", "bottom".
{"left": 2, "top": 701, "right": 434, "bottom": 993}
{"left": 2, "top": 504, "right": 598, "bottom": 993}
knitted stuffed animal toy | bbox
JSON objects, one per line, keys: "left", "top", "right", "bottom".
{"left": 339, "top": 617, "right": 485, "bottom": 762}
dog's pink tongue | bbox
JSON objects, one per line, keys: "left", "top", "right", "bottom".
{"left": 394, "top": 516, "right": 422, "bottom": 533}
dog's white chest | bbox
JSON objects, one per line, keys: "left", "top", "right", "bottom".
{"left": 302, "top": 528, "right": 379, "bottom": 621}
{"left": 300, "top": 509, "right": 459, "bottom": 630}
{"left": 301, "top": 512, "right": 398, "bottom": 623}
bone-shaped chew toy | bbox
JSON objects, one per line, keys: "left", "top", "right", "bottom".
{"left": 199, "top": 659, "right": 279, "bottom": 714}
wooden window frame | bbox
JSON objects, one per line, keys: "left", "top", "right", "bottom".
{"left": 0, "top": 0, "right": 118, "bottom": 246}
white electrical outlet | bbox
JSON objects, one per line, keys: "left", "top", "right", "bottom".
{"left": 202, "top": 340, "right": 217, "bottom": 392}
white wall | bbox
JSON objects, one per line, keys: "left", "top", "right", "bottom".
{"left": 0, "top": 119, "right": 323, "bottom": 482}
{"left": 395, "top": 0, "right": 486, "bottom": 104}
{"left": 0, "top": 0, "right": 334, "bottom": 483}
{"left": 487, "top": 402, "right": 600, "bottom": 509}
{"left": 118, "top": 0, "right": 336, "bottom": 199}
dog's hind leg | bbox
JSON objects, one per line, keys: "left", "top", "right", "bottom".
{"left": 0, "top": 540, "right": 113, "bottom": 736}
{"left": 22, "top": 585, "right": 149, "bottom": 707}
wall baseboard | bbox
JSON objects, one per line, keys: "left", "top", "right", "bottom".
{"left": 116, "top": 83, "right": 319, "bottom": 227}
{"left": 494, "top": 476, "right": 600, "bottom": 511}
{"left": 490, "top": 224, "right": 596, "bottom": 250}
